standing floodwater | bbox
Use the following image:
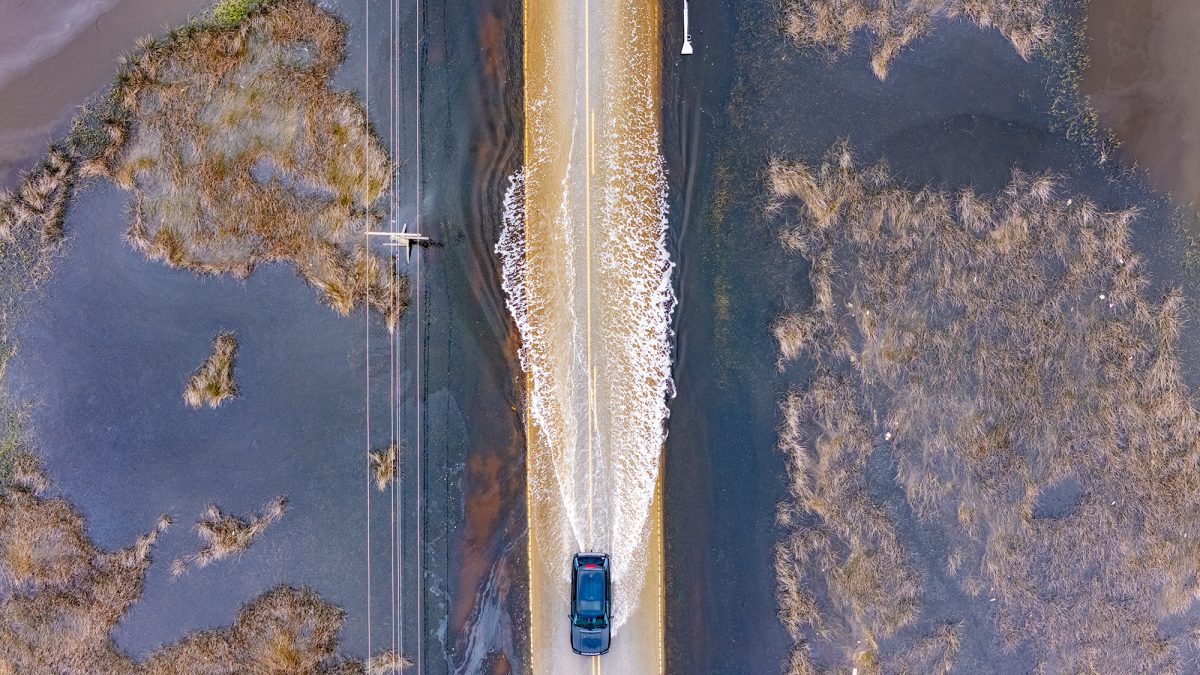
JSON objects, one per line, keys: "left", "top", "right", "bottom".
{"left": 0, "top": 0, "right": 208, "bottom": 188}
{"left": 1083, "top": 0, "right": 1200, "bottom": 209}
{"left": 497, "top": 0, "right": 671, "bottom": 671}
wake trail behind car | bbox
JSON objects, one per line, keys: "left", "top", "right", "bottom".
{"left": 496, "top": 0, "right": 670, "bottom": 671}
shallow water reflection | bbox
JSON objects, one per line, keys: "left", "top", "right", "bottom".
{"left": 0, "top": 0, "right": 208, "bottom": 188}
{"left": 1083, "top": 0, "right": 1200, "bottom": 209}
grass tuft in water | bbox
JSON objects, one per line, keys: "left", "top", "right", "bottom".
{"left": 363, "top": 649, "right": 414, "bottom": 674}
{"left": 184, "top": 331, "right": 239, "bottom": 409}
{"left": 369, "top": 442, "right": 399, "bottom": 491}
{"left": 170, "top": 495, "right": 286, "bottom": 576}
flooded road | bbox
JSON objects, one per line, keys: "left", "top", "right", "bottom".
{"left": 1082, "top": 0, "right": 1200, "bottom": 209}
{"left": 501, "top": 0, "right": 669, "bottom": 671}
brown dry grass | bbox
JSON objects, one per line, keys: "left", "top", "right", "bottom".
{"left": 362, "top": 650, "right": 414, "bottom": 674}
{"left": 0, "top": 147, "right": 74, "bottom": 341}
{"left": 184, "top": 331, "right": 239, "bottom": 409}
{"left": 369, "top": 442, "right": 398, "bottom": 491}
{"left": 775, "top": 373, "right": 920, "bottom": 672}
{"left": 782, "top": 0, "right": 1054, "bottom": 79}
{"left": 94, "top": 0, "right": 404, "bottom": 329}
{"left": 145, "top": 585, "right": 412, "bottom": 674}
{"left": 0, "top": 460, "right": 168, "bottom": 673}
{"left": 0, "top": 468, "right": 408, "bottom": 672}
{"left": 886, "top": 622, "right": 960, "bottom": 675}
{"left": 0, "top": 146, "right": 75, "bottom": 246}
{"left": 770, "top": 143, "right": 1200, "bottom": 670}
{"left": 171, "top": 496, "right": 287, "bottom": 576}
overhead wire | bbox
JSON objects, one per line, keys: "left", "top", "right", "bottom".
{"left": 361, "top": 0, "right": 372, "bottom": 658}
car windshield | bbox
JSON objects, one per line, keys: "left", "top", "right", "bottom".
{"left": 574, "top": 614, "right": 607, "bottom": 630}
{"left": 574, "top": 568, "right": 606, "bottom": 624}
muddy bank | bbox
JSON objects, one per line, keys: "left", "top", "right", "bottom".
{"left": 0, "top": 0, "right": 208, "bottom": 188}
{"left": 1082, "top": 0, "right": 1200, "bottom": 209}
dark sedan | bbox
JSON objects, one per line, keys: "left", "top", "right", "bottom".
{"left": 570, "top": 553, "right": 611, "bottom": 655}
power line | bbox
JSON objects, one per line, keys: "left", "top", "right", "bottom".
{"left": 413, "top": 0, "right": 425, "bottom": 669}
{"left": 389, "top": 0, "right": 402, "bottom": 661}
{"left": 362, "top": 0, "right": 372, "bottom": 659}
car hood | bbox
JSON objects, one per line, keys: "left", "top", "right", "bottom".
{"left": 571, "top": 626, "right": 610, "bottom": 655}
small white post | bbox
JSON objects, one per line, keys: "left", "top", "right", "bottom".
{"left": 681, "top": 0, "right": 693, "bottom": 55}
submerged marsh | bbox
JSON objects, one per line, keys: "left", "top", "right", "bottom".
{"left": 0, "top": 0, "right": 415, "bottom": 664}
{"left": 0, "top": 464, "right": 409, "bottom": 672}
{"left": 782, "top": 0, "right": 1054, "bottom": 79}
{"left": 770, "top": 144, "right": 1200, "bottom": 671}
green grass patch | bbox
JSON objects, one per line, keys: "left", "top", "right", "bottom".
{"left": 213, "top": 0, "right": 255, "bottom": 26}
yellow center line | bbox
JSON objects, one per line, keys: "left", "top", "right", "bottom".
{"left": 584, "top": 0, "right": 594, "bottom": 553}
{"left": 589, "top": 365, "right": 597, "bottom": 545}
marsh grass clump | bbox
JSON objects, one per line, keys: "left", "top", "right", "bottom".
{"left": 361, "top": 650, "right": 414, "bottom": 674}
{"left": 369, "top": 442, "right": 398, "bottom": 491}
{"left": 171, "top": 496, "right": 286, "bottom": 575}
{"left": 770, "top": 143, "right": 1200, "bottom": 670}
{"left": 96, "top": 0, "right": 403, "bottom": 329}
{"left": 145, "top": 585, "right": 411, "bottom": 674}
{"left": 149, "top": 585, "right": 339, "bottom": 672}
{"left": 0, "top": 145, "right": 76, "bottom": 246}
{"left": 184, "top": 331, "right": 239, "bottom": 409}
{"left": 0, "top": 472, "right": 168, "bottom": 672}
{"left": 782, "top": 0, "right": 1054, "bottom": 79}
{"left": 775, "top": 373, "right": 920, "bottom": 672}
